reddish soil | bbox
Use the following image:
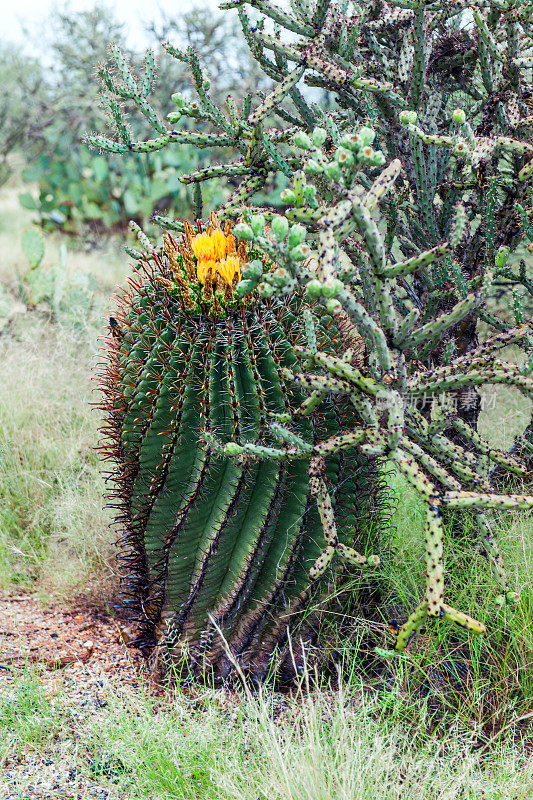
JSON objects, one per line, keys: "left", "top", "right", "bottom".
{"left": 0, "top": 593, "right": 143, "bottom": 687}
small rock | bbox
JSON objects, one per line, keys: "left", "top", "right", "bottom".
{"left": 88, "top": 752, "right": 128, "bottom": 781}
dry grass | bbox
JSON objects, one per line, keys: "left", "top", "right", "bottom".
{"left": 0, "top": 172, "right": 131, "bottom": 603}
{"left": 0, "top": 320, "right": 114, "bottom": 600}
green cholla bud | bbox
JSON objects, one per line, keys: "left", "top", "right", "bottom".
{"left": 280, "top": 189, "right": 297, "bottom": 204}
{"left": 288, "top": 224, "right": 306, "bottom": 249}
{"left": 233, "top": 222, "right": 254, "bottom": 241}
{"left": 242, "top": 259, "right": 263, "bottom": 280}
{"left": 336, "top": 147, "right": 354, "bottom": 166}
{"left": 359, "top": 146, "right": 376, "bottom": 163}
{"left": 271, "top": 267, "right": 291, "bottom": 287}
{"left": 271, "top": 215, "right": 289, "bottom": 241}
{"left": 454, "top": 139, "right": 470, "bottom": 157}
{"left": 495, "top": 246, "right": 510, "bottom": 268}
{"left": 452, "top": 108, "right": 466, "bottom": 124}
{"left": 322, "top": 278, "right": 342, "bottom": 298}
{"left": 235, "top": 279, "right": 256, "bottom": 297}
{"left": 171, "top": 92, "right": 186, "bottom": 107}
{"left": 358, "top": 126, "right": 376, "bottom": 147}
{"left": 167, "top": 110, "right": 181, "bottom": 123}
{"left": 346, "top": 133, "right": 363, "bottom": 151}
{"left": 312, "top": 127, "right": 327, "bottom": 147}
{"left": 305, "top": 159, "right": 323, "bottom": 175}
{"left": 400, "top": 110, "right": 417, "bottom": 126}
{"left": 373, "top": 151, "right": 386, "bottom": 167}
{"left": 294, "top": 131, "right": 313, "bottom": 150}
{"left": 325, "top": 298, "right": 342, "bottom": 314}
{"left": 257, "top": 281, "right": 274, "bottom": 297}
{"left": 289, "top": 243, "right": 311, "bottom": 261}
{"left": 305, "top": 279, "right": 323, "bottom": 299}
{"left": 250, "top": 214, "right": 266, "bottom": 237}
{"left": 325, "top": 161, "right": 342, "bottom": 181}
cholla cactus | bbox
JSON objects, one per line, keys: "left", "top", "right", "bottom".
{"left": 89, "top": 0, "right": 533, "bottom": 652}
{"left": 223, "top": 145, "right": 533, "bottom": 648}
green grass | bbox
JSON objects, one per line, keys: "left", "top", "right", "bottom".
{"left": 329, "top": 471, "right": 533, "bottom": 714}
{"left": 2, "top": 667, "right": 533, "bottom": 799}
{"left": 0, "top": 670, "right": 63, "bottom": 749}
{"left": 89, "top": 684, "right": 533, "bottom": 799}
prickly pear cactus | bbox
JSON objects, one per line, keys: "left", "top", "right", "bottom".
{"left": 99, "top": 213, "right": 381, "bottom": 681}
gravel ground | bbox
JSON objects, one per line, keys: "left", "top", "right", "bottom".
{"left": 0, "top": 593, "right": 299, "bottom": 799}
{"left": 0, "top": 593, "right": 145, "bottom": 799}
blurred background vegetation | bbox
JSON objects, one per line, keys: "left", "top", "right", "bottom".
{"left": 3, "top": 1, "right": 269, "bottom": 234}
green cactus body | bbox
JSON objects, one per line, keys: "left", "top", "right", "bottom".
{"left": 100, "top": 215, "right": 379, "bottom": 681}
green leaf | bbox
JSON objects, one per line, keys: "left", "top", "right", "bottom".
{"left": 67, "top": 182, "right": 83, "bottom": 205}
{"left": 21, "top": 165, "right": 43, "bottom": 183}
{"left": 148, "top": 179, "right": 168, "bottom": 201}
{"left": 83, "top": 201, "right": 104, "bottom": 220}
{"left": 19, "top": 193, "right": 39, "bottom": 211}
{"left": 92, "top": 156, "right": 110, "bottom": 183}
{"left": 21, "top": 228, "right": 45, "bottom": 268}
{"left": 123, "top": 190, "right": 141, "bottom": 216}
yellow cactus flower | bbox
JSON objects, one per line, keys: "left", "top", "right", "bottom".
{"left": 191, "top": 230, "right": 231, "bottom": 263}
{"left": 191, "top": 225, "right": 240, "bottom": 285}
{"left": 166, "top": 214, "right": 248, "bottom": 305}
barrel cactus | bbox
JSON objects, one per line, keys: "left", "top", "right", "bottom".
{"left": 99, "top": 213, "right": 383, "bottom": 681}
